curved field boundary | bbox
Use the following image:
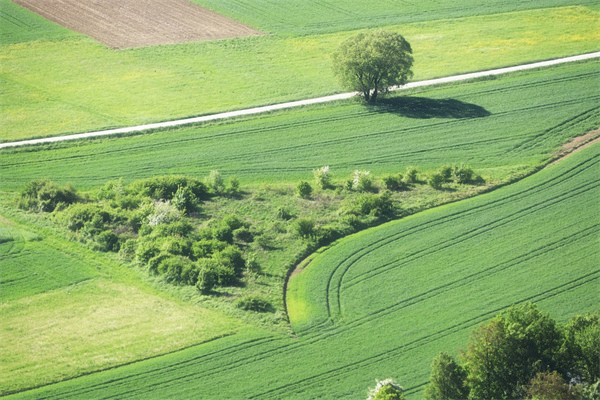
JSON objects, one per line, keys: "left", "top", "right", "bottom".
{"left": 1, "top": 52, "right": 598, "bottom": 149}
{"left": 287, "top": 141, "right": 600, "bottom": 333}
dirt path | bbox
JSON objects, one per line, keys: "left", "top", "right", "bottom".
{"left": 1, "top": 52, "right": 599, "bottom": 149}
{"left": 547, "top": 129, "right": 600, "bottom": 167}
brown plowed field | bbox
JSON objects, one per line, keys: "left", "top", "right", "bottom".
{"left": 12, "top": 0, "right": 263, "bottom": 49}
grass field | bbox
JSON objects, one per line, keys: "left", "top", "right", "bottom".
{"left": 1, "top": 3, "right": 598, "bottom": 141}
{"left": 192, "top": 0, "right": 600, "bottom": 35}
{"left": 0, "top": 212, "right": 242, "bottom": 394}
{"left": 8, "top": 136, "right": 598, "bottom": 400}
{"left": 1, "top": 60, "right": 598, "bottom": 191}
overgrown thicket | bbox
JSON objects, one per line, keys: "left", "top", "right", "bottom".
{"left": 17, "top": 164, "right": 483, "bottom": 300}
{"left": 423, "top": 304, "right": 599, "bottom": 400}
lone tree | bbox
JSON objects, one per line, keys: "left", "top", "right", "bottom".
{"left": 333, "top": 30, "right": 413, "bottom": 102}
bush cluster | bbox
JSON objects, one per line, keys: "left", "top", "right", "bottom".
{"left": 18, "top": 179, "right": 79, "bottom": 212}
{"left": 30, "top": 175, "right": 252, "bottom": 295}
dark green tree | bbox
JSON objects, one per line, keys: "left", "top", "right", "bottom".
{"left": 462, "top": 303, "right": 564, "bottom": 399}
{"left": 424, "top": 352, "right": 469, "bottom": 400}
{"left": 332, "top": 30, "right": 413, "bottom": 102}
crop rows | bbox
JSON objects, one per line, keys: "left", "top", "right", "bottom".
{"left": 193, "top": 0, "right": 598, "bottom": 35}
{"left": 1, "top": 60, "right": 598, "bottom": 193}
{"left": 10, "top": 132, "right": 598, "bottom": 400}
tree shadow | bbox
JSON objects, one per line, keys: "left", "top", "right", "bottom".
{"left": 372, "top": 97, "right": 491, "bottom": 119}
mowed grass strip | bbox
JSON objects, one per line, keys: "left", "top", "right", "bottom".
{"left": 8, "top": 141, "right": 599, "bottom": 400}
{"left": 1, "top": 5, "right": 598, "bottom": 140}
{"left": 1, "top": 60, "right": 598, "bottom": 192}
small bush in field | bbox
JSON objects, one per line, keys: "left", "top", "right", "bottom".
{"left": 19, "top": 179, "right": 78, "bottom": 212}
{"left": 171, "top": 185, "right": 197, "bottom": 214}
{"left": 95, "top": 230, "right": 119, "bottom": 252}
{"left": 313, "top": 166, "right": 332, "bottom": 189}
{"left": 453, "top": 164, "right": 474, "bottom": 184}
{"left": 235, "top": 295, "right": 272, "bottom": 312}
{"left": 226, "top": 177, "right": 241, "bottom": 196}
{"left": 147, "top": 200, "right": 182, "bottom": 226}
{"left": 405, "top": 167, "right": 419, "bottom": 183}
{"left": 367, "top": 379, "right": 405, "bottom": 400}
{"left": 381, "top": 174, "right": 404, "bottom": 191}
{"left": 206, "top": 170, "right": 225, "bottom": 194}
{"left": 353, "top": 170, "right": 375, "bottom": 192}
{"left": 293, "top": 218, "right": 315, "bottom": 239}
{"left": 245, "top": 252, "right": 262, "bottom": 275}
{"left": 276, "top": 206, "right": 293, "bottom": 220}
{"left": 233, "top": 227, "right": 253, "bottom": 243}
{"left": 428, "top": 173, "right": 445, "bottom": 190}
{"left": 440, "top": 165, "right": 453, "bottom": 182}
{"left": 296, "top": 181, "right": 312, "bottom": 198}
{"left": 196, "top": 260, "right": 218, "bottom": 294}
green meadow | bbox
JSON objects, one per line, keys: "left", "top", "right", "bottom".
{"left": 1, "top": 2, "right": 598, "bottom": 141}
{"left": 8, "top": 135, "right": 598, "bottom": 400}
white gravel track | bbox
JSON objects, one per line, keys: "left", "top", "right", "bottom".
{"left": 2, "top": 52, "right": 598, "bottom": 149}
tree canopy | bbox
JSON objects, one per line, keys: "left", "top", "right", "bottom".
{"left": 332, "top": 30, "right": 413, "bottom": 102}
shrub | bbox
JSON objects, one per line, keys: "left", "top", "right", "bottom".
{"left": 192, "top": 239, "right": 228, "bottom": 259}
{"left": 212, "top": 246, "right": 245, "bottom": 277}
{"left": 440, "top": 165, "right": 453, "bottom": 182}
{"left": 147, "top": 200, "right": 182, "bottom": 226}
{"left": 206, "top": 170, "right": 225, "bottom": 194}
{"left": 245, "top": 252, "right": 262, "bottom": 275}
{"left": 147, "top": 252, "right": 172, "bottom": 274}
{"left": 313, "top": 166, "right": 332, "bottom": 189}
{"left": 381, "top": 174, "right": 404, "bottom": 191}
{"left": 19, "top": 179, "right": 78, "bottom": 212}
{"left": 367, "top": 379, "right": 405, "bottom": 400}
{"left": 293, "top": 218, "right": 315, "bottom": 239}
{"left": 171, "top": 185, "right": 197, "bottom": 214}
{"left": 352, "top": 170, "right": 375, "bottom": 192}
{"left": 405, "top": 167, "right": 419, "bottom": 183}
{"left": 296, "top": 181, "right": 312, "bottom": 198}
{"left": 453, "top": 164, "right": 474, "bottom": 184}
{"left": 235, "top": 295, "right": 272, "bottom": 312}
{"left": 226, "top": 177, "right": 241, "bottom": 196}
{"left": 276, "top": 206, "right": 294, "bottom": 220}
{"left": 233, "top": 227, "right": 253, "bottom": 243}
{"left": 95, "top": 230, "right": 119, "bottom": 252}
{"left": 345, "top": 191, "right": 394, "bottom": 217}
{"left": 428, "top": 173, "right": 445, "bottom": 190}
{"left": 97, "top": 178, "right": 125, "bottom": 200}
{"left": 130, "top": 175, "right": 207, "bottom": 201}
{"left": 196, "top": 259, "right": 218, "bottom": 294}
{"left": 135, "top": 240, "right": 161, "bottom": 265}
{"left": 157, "top": 255, "right": 193, "bottom": 284}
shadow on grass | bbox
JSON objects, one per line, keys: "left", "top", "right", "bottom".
{"left": 372, "top": 96, "right": 491, "bottom": 119}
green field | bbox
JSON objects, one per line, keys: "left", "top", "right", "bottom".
{"left": 1, "top": 60, "right": 598, "bottom": 191}
{"left": 8, "top": 135, "right": 598, "bottom": 400}
{"left": 192, "top": 0, "right": 600, "bottom": 35}
{"left": 0, "top": 212, "right": 242, "bottom": 394}
{"left": 1, "top": 1, "right": 598, "bottom": 141}
{"left": 2, "top": 0, "right": 598, "bottom": 397}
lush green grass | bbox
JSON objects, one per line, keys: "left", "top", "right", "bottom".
{"left": 9, "top": 136, "right": 598, "bottom": 400}
{"left": 0, "top": 220, "right": 97, "bottom": 302}
{"left": 2, "top": 60, "right": 598, "bottom": 192}
{"left": 1, "top": 5, "right": 598, "bottom": 141}
{"left": 192, "top": 0, "right": 599, "bottom": 36}
{"left": 0, "top": 210, "right": 243, "bottom": 395}
{"left": 0, "top": 0, "right": 77, "bottom": 44}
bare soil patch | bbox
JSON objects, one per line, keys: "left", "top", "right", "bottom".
{"left": 12, "top": 0, "right": 263, "bottom": 49}
{"left": 548, "top": 129, "right": 600, "bottom": 166}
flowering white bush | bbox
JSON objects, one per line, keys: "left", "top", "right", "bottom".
{"left": 367, "top": 378, "right": 404, "bottom": 400}
{"left": 147, "top": 200, "right": 182, "bottom": 226}
{"left": 313, "top": 166, "right": 332, "bottom": 189}
{"left": 353, "top": 170, "right": 374, "bottom": 192}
